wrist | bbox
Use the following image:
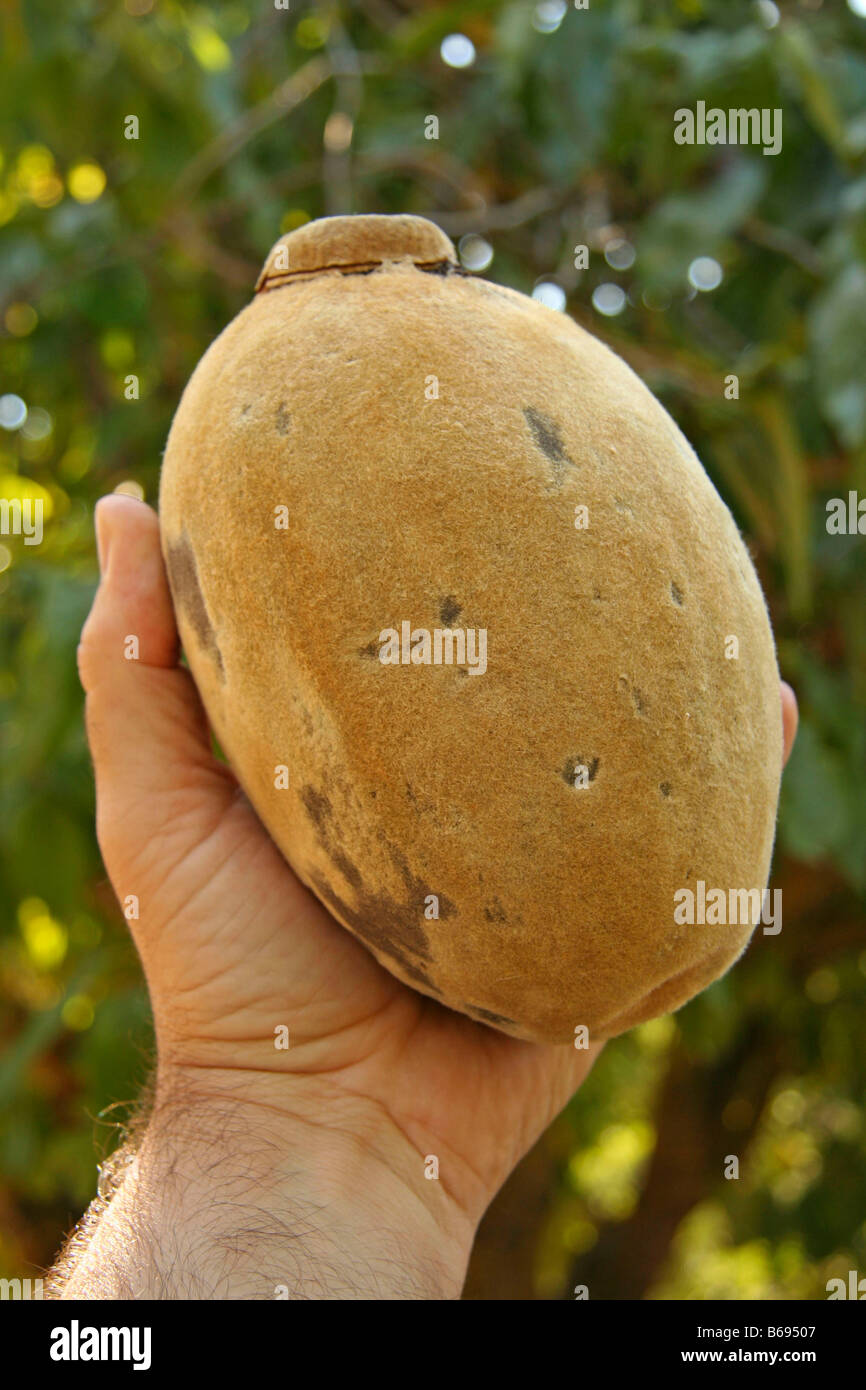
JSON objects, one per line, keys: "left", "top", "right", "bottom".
{"left": 178, "top": 1062, "right": 474, "bottom": 1244}
{"left": 160, "top": 1065, "right": 475, "bottom": 1298}
{"left": 61, "top": 1062, "right": 475, "bottom": 1299}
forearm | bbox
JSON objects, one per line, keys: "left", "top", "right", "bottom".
{"left": 49, "top": 1070, "right": 475, "bottom": 1300}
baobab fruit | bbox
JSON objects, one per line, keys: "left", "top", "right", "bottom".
{"left": 159, "top": 214, "right": 783, "bottom": 1044}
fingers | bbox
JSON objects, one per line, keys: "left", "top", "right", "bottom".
{"left": 781, "top": 680, "right": 798, "bottom": 768}
{"left": 86, "top": 495, "right": 179, "bottom": 667}
{"left": 78, "top": 495, "right": 234, "bottom": 870}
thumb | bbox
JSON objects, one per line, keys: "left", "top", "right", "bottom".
{"left": 78, "top": 494, "right": 235, "bottom": 875}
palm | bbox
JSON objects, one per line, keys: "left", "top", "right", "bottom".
{"left": 122, "top": 698, "right": 594, "bottom": 1204}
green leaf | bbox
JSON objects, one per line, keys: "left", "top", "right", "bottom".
{"left": 808, "top": 264, "right": 866, "bottom": 447}
{"left": 778, "top": 719, "right": 852, "bottom": 864}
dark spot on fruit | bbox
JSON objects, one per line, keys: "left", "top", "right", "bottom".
{"left": 400, "top": 958, "right": 437, "bottom": 988}
{"left": 275, "top": 403, "right": 291, "bottom": 435}
{"left": 439, "top": 595, "right": 461, "bottom": 626}
{"left": 470, "top": 1006, "right": 517, "bottom": 1027}
{"left": 311, "top": 874, "right": 433, "bottom": 985}
{"left": 388, "top": 845, "right": 456, "bottom": 920}
{"left": 419, "top": 259, "right": 458, "bottom": 277}
{"left": 523, "top": 406, "right": 575, "bottom": 482}
{"left": 404, "top": 782, "right": 436, "bottom": 817}
{"left": 358, "top": 638, "right": 380, "bottom": 659}
{"left": 303, "top": 807, "right": 450, "bottom": 986}
{"left": 331, "top": 849, "right": 363, "bottom": 890}
{"left": 484, "top": 899, "right": 508, "bottom": 923}
{"left": 670, "top": 581, "right": 684, "bottom": 605}
{"left": 165, "top": 532, "right": 224, "bottom": 678}
{"left": 240, "top": 403, "right": 252, "bottom": 418}
{"left": 619, "top": 676, "right": 647, "bottom": 714}
{"left": 660, "top": 782, "right": 672, "bottom": 797}
{"left": 300, "top": 785, "right": 332, "bottom": 835}
{"left": 563, "top": 755, "right": 599, "bottom": 785}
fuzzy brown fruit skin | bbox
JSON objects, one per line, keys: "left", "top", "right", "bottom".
{"left": 159, "top": 213, "right": 783, "bottom": 1045}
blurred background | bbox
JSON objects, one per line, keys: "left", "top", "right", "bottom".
{"left": 1, "top": 0, "right": 865, "bottom": 1301}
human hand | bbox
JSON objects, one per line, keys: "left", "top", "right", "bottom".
{"left": 62, "top": 493, "right": 798, "bottom": 1299}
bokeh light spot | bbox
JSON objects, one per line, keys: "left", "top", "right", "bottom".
{"left": 592, "top": 283, "right": 627, "bottom": 316}
{"left": 688, "top": 256, "right": 723, "bottom": 291}
{"left": 68, "top": 162, "right": 107, "bottom": 204}
{"left": 458, "top": 234, "right": 493, "bottom": 272}
{"left": 441, "top": 33, "right": 476, "bottom": 68}
{"left": 0, "top": 395, "right": 27, "bottom": 430}
{"left": 62, "top": 994, "right": 95, "bottom": 1031}
{"left": 4, "top": 302, "right": 38, "bottom": 336}
{"left": 532, "top": 281, "right": 567, "bottom": 311}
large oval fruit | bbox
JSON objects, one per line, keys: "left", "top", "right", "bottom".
{"left": 159, "top": 214, "right": 783, "bottom": 1044}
